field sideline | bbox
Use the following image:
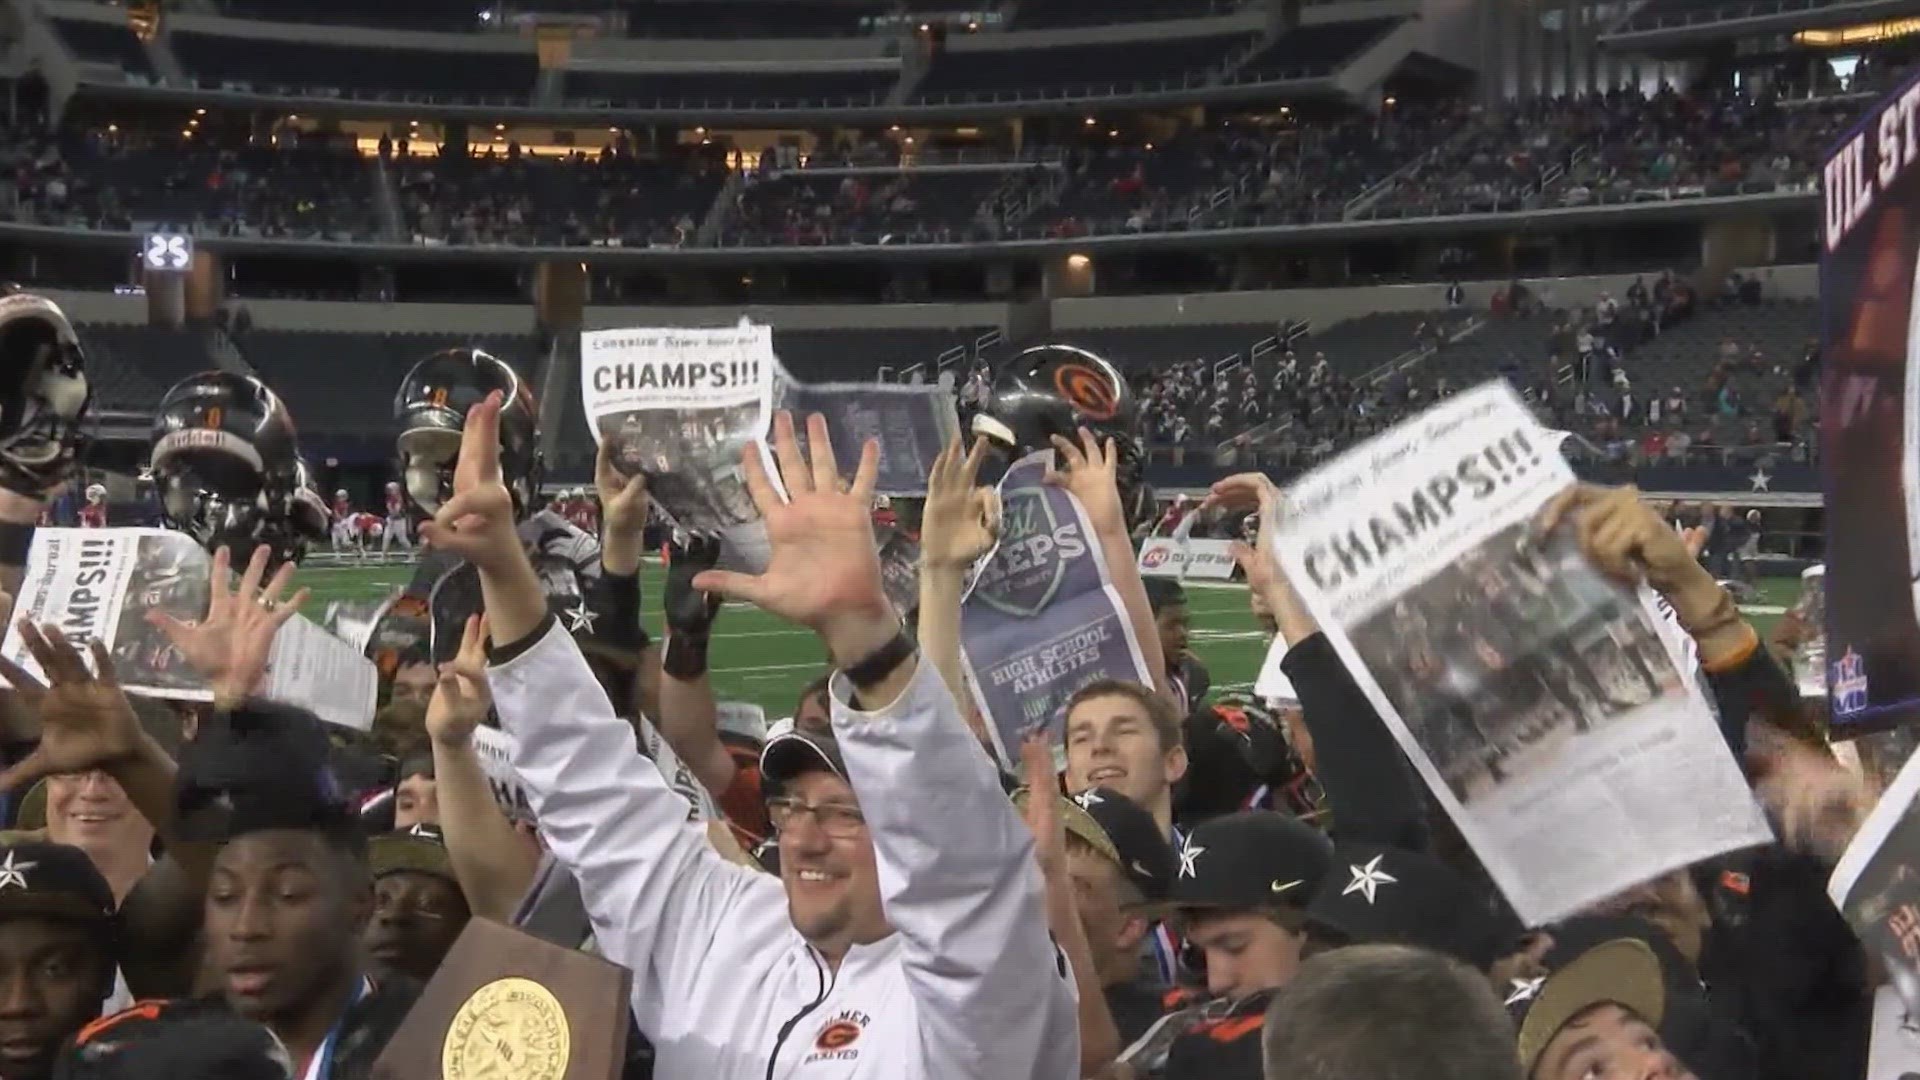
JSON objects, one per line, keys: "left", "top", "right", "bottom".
{"left": 295, "top": 561, "right": 1800, "bottom": 719}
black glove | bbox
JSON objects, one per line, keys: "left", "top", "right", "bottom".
{"left": 662, "top": 532, "right": 723, "bottom": 680}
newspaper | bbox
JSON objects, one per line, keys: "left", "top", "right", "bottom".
{"left": 777, "top": 372, "right": 960, "bottom": 498}
{"left": 1831, "top": 736, "right": 1920, "bottom": 1045}
{"left": 876, "top": 527, "right": 923, "bottom": 618}
{"left": 0, "top": 529, "right": 381, "bottom": 728}
{"left": 581, "top": 324, "right": 780, "bottom": 571}
{"left": 581, "top": 322, "right": 960, "bottom": 574}
{"left": 959, "top": 449, "right": 1157, "bottom": 767}
{"left": 1269, "top": 383, "right": 1771, "bottom": 925}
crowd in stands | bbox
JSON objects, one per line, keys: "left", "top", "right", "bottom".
{"left": 0, "top": 80, "right": 1869, "bottom": 248}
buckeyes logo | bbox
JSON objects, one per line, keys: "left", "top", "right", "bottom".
{"left": 1052, "top": 363, "right": 1118, "bottom": 420}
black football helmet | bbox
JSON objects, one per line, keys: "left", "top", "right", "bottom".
{"left": 287, "top": 457, "right": 333, "bottom": 545}
{"left": 393, "top": 348, "right": 540, "bottom": 518}
{"left": 0, "top": 290, "right": 91, "bottom": 497}
{"left": 970, "top": 343, "right": 1154, "bottom": 530}
{"left": 149, "top": 372, "right": 303, "bottom": 564}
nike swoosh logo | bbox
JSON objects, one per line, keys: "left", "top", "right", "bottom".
{"left": 1271, "top": 879, "right": 1304, "bottom": 894}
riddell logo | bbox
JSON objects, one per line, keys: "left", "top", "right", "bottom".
{"left": 806, "top": 1010, "right": 870, "bottom": 1064}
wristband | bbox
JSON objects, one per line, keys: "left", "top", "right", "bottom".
{"left": 843, "top": 628, "right": 917, "bottom": 691}
{"left": 662, "top": 632, "right": 709, "bottom": 680}
{"left": 0, "top": 523, "right": 33, "bottom": 567}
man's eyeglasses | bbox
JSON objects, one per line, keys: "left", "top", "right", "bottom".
{"left": 765, "top": 796, "right": 866, "bottom": 838}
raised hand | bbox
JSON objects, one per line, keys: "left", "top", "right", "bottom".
{"left": 595, "top": 440, "right": 649, "bottom": 540}
{"left": 920, "top": 439, "right": 1000, "bottom": 571}
{"left": 1045, "top": 428, "right": 1126, "bottom": 538}
{"left": 1019, "top": 733, "right": 1067, "bottom": 880}
{"left": 664, "top": 533, "right": 725, "bottom": 639}
{"left": 418, "top": 391, "right": 521, "bottom": 571}
{"left": 1206, "top": 471, "right": 1317, "bottom": 644}
{"left": 426, "top": 614, "right": 491, "bottom": 748}
{"left": 0, "top": 624, "right": 144, "bottom": 791}
{"left": 148, "top": 544, "right": 309, "bottom": 708}
{"left": 1535, "top": 484, "right": 1700, "bottom": 593}
{"left": 691, "top": 412, "right": 894, "bottom": 661}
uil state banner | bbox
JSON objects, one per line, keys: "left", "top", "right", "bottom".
{"left": 1821, "top": 67, "right": 1920, "bottom": 737}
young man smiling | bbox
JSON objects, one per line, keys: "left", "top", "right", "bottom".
{"left": 426, "top": 398, "right": 1077, "bottom": 1079}
{"left": 1062, "top": 679, "right": 1187, "bottom": 842}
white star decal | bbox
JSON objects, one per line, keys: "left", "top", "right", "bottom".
{"left": 1504, "top": 976, "right": 1546, "bottom": 1006}
{"left": 0, "top": 851, "right": 36, "bottom": 891}
{"left": 1340, "top": 854, "right": 1398, "bottom": 905}
{"left": 1072, "top": 790, "right": 1104, "bottom": 809}
{"left": 563, "top": 599, "right": 599, "bottom": 634}
{"left": 1177, "top": 840, "right": 1206, "bottom": 879}
{"left": 1749, "top": 468, "right": 1771, "bottom": 492}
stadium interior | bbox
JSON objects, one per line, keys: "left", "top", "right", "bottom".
{"left": 0, "top": 0, "right": 1874, "bottom": 707}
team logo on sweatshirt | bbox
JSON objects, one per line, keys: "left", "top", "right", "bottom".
{"left": 806, "top": 1010, "right": 869, "bottom": 1063}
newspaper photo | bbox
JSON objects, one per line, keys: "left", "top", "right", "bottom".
{"left": 1, "top": 529, "right": 211, "bottom": 699}
{"left": 1270, "top": 382, "right": 1771, "bottom": 925}
{"left": 778, "top": 373, "right": 960, "bottom": 497}
{"left": 581, "top": 323, "right": 780, "bottom": 570}
{"left": 1828, "top": 736, "right": 1920, "bottom": 1079}
{"left": 959, "top": 449, "right": 1157, "bottom": 767}
{"left": 0, "top": 529, "right": 381, "bottom": 728}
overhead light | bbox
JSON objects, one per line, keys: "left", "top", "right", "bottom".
{"left": 608, "top": 126, "right": 618, "bottom": 133}
{"left": 495, "top": 123, "right": 505, "bottom": 130}
{"left": 1279, "top": 105, "right": 1290, "bottom": 114}
{"left": 1144, "top": 141, "right": 1153, "bottom": 150}
{"left": 1066, "top": 253, "right": 1090, "bottom": 269}
{"left": 889, "top": 124, "right": 900, "bottom": 132}
{"left": 194, "top": 107, "right": 206, "bottom": 115}
{"left": 1108, "top": 129, "right": 1118, "bottom": 137}
{"left": 1084, "top": 117, "right": 1096, "bottom": 126}
{"left": 107, "top": 124, "right": 117, "bottom": 133}
{"left": 1384, "top": 96, "right": 1396, "bottom": 105}
{"left": 287, "top": 114, "right": 299, "bottom": 121}
{"left": 903, "top": 136, "right": 914, "bottom": 144}
{"left": 919, "top": 22, "right": 929, "bottom": 31}
{"left": 180, "top": 128, "right": 192, "bottom": 137}
{"left": 695, "top": 126, "right": 706, "bottom": 135}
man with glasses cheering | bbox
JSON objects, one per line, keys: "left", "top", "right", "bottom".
{"left": 425, "top": 395, "right": 1078, "bottom": 1080}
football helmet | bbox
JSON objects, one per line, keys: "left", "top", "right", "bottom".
{"left": 970, "top": 343, "right": 1155, "bottom": 530}
{"left": 393, "top": 348, "right": 540, "bottom": 518}
{"left": 288, "top": 458, "right": 333, "bottom": 544}
{"left": 149, "top": 372, "right": 303, "bottom": 563}
{"left": 0, "top": 290, "right": 91, "bottom": 497}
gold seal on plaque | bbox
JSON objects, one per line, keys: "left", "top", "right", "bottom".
{"left": 441, "top": 977, "right": 571, "bottom": 1080}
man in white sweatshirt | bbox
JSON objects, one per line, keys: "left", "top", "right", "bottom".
{"left": 421, "top": 396, "right": 1079, "bottom": 1080}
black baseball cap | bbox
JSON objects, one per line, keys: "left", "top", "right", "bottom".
{"left": 760, "top": 726, "right": 847, "bottom": 788}
{"left": 1068, "top": 787, "right": 1177, "bottom": 901}
{"left": 172, "top": 699, "right": 361, "bottom": 845}
{"left": 369, "top": 823, "right": 455, "bottom": 883}
{"left": 1158, "top": 810, "right": 1332, "bottom": 916}
{"left": 61, "top": 1001, "right": 293, "bottom": 1080}
{"left": 1508, "top": 938, "right": 1666, "bottom": 1077}
{"left": 0, "top": 839, "right": 116, "bottom": 925}
{"left": 1304, "top": 841, "right": 1514, "bottom": 967}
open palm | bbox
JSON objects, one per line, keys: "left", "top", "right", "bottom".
{"left": 149, "top": 544, "right": 308, "bottom": 707}
{"left": 693, "top": 411, "right": 889, "bottom": 634}
{"left": 0, "top": 624, "right": 143, "bottom": 792}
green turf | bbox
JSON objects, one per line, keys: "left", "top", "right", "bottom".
{"left": 294, "top": 561, "right": 1803, "bottom": 719}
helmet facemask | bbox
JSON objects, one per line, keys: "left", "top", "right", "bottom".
{"left": 0, "top": 297, "right": 90, "bottom": 497}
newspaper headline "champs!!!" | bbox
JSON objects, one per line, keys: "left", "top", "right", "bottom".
{"left": 1299, "top": 426, "right": 1543, "bottom": 592}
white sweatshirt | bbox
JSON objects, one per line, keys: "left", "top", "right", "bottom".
{"left": 486, "top": 619, "right": 1079, "bottom": 1080}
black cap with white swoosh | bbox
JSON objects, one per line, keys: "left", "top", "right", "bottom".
{"left": 1067, "top": 787, "right": 1177, "bottom": 902}
{"left": 1155, "top": 810, "right": 1332, "bottom": 916}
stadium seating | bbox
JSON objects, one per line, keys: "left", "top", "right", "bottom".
{"left": 1227, "top": 18, "right": 1400, "bottom": 83}
{"left": 237, "top": 331, "right": 542, "bottom": 436}
{"left": 50, "top": 18, "right": 154, "bottom": 76}
{"left": 916, "top": 34, "right": 1254, "bottom": 99}
{"left": 562, "top": 68, "right": 899, "bottom": 109}
{"left": 58, "top": 136, "right": 381, "bottom": 240}
{"left": 172, "top": 34, "right": 539, "bottom": 98}
{"left": 726, "top": 166, "right": 1056, "bottom": 245}
{"left": 76, "top": 326, "right": 226, "bottom": 410}
{"left": 1009, "top": 0, "right": 1239, "bottom": 30}
{"left": 395, "top": 149, "right": 728, "bottom": 248}
{"left": 622, "top": 0, "right": 889, "bottom": 38}
{"left": 214, "top": 0, "right": 480, "bottom": 32}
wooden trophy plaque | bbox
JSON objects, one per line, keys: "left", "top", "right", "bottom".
{"left": 371, "top": 918, "right": 631, "bottom": 1080}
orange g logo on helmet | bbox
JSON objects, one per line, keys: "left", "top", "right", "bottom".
{"left": 1052, "top": 363, "right": 1119, "bottom": 421}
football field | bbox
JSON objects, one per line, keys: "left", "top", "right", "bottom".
{"left": 294, "top": 561, "right": 1800, "bottom": 718}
